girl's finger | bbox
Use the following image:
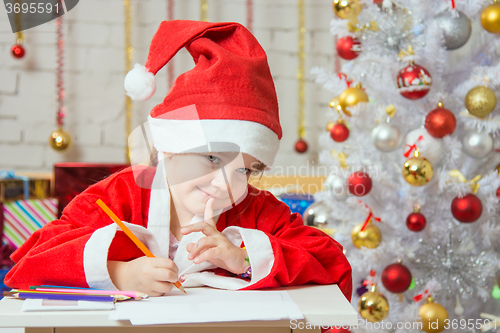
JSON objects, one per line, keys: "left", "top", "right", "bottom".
{"left": 180, "top": 221, "right": 217, "bottom": 236}
{"left": 204, "top": 197, "right": 216, "bottom": 227}
{"left": 187, "top": 237, "right": 220, "bottom": 260}
{"left": 193, "top": 247, "right": 219, "bottom": 264}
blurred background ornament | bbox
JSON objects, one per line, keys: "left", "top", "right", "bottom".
{"left": 405, "top": 128, "right": 443, "bottom": 164}
{"left": 11, "top": 43, "right": 25, "bottom": 59}
{"left": 336, "top": 36, "right": 361, "bottom": 60}
{"left": 333, "top": 0, "right": 362, "bottom": 20}
{"left": 358, "top": 284, "right": 389, "bottom": 322}
{"left": 406, "top": 204, "right": 426, "bottom": 231}
{"left": 371, "top": 119, "right": 403, "bottom": 152}
{"left": 451, "top": 193, "right": 482, "bottom": 223}
{"left": 323, "top": 173, "right": 349, "bottom": 201}
{"left": 352, "top": 220, "right": 381, "bottom": 249}
{"left": 397, "top": 62, "right": 432, "bottom": 100}
{"left": 330, "top": 119, "right": 350, "bottom": 142}
{"left": 481, "top": 0, "right": 500, "bottom": 33}
{"left": 381, "top": 261, "right": 412, "bottom": 293}
{"left": 425, "top": 102, "right": 456, "bottom": 138}
{"left": 402, "top": 150, "right": 434, "bottom": 186}
{"left": 49, "top": 128, "right": 72, "bottom": 152}
{"left": 347, "top": 171, "right": 372, "bottom": 196}
{"left": 462, "top": 130, "right": 493, "bottom": 158}
{"left": 295, "top": 138, "right": 308, "bottom": 153}
{"left": 464, "top": 86, "right": 497, "bottom": 118}
{"left": 418, "top": 296, "right": 449, "bottom": 333}
{"left": 436, "top": 10, "right": 471, "bottom": 50}
{"left": 303, "top": 201, "right": 337, "bottom": 236}
{"left": 339, "top": 84, "right": 369, "bottom": 111}
{"left": 326, "top": 121, "right": 335, "bottom": 132}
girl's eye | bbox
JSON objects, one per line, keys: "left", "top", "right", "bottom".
{"left": 237, "top": 168, "right": 258, "bottom": 175}
{"left": 206, "top": 155, "right": 221, "bottom": 164}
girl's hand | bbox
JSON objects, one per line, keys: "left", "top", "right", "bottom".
{"left": 181, "top": 198, "right": 249, "bottom": 275}
{"left": 107, "top": 257, "right": 179, "bottom": 297}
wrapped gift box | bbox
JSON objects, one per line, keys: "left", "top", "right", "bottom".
{"left": 279, "top": 193, "right": 314, "bottom": 216}
{"left": 54, "top": 163, "right": 129, "bottom": 216}
{"left": 0, "top": 174, "right": 51, "bottom": 203}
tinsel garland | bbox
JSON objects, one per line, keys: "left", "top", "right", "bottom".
{"left": 200, "top": 0, "right": 208, "bottom": 22}
{"left": 296, "top": 0, "right": 306, "bottom": 141}
{"left": 246, "top": 0, "right": 253, "bottom": 33}
{"left": 124, "top": 0, "right": 133, "bottom": 163}
{"left": 55, "top": 16, "right": 65, "bottom": 127}
{"left": 167, "top": 0, "right": 175, "bottom": 90}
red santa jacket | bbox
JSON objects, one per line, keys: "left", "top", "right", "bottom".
{"left": 5, "top": 166, "right": 352, "bottom": 301}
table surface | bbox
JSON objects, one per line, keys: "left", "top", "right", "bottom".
{"left": 0, "top": 284, "right": 357, "bottom": 328}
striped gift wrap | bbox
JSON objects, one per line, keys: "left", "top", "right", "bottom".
{"left": 2, "top": 199, "right": 58, "bottom": 248}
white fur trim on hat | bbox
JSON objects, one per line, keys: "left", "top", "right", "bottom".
{"left": 148, "top": 115, "right": 280, "bottom": 170}
{"left": 124, "top": 63, "right": 156, "bottom": 101}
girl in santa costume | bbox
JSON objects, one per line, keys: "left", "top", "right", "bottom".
{"left": 5, "top": 20, "right": 352, "bottom": 301}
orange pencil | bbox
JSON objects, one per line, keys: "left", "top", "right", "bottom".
{"left": 96, "top": 199, "right": 186, "bottom": 294}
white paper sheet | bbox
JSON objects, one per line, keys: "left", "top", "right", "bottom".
{"left": 21, "top": 298, "right": 115, "bottom": 312}
{"left": 108, "top": 288, "right": 303, "bottom": 325}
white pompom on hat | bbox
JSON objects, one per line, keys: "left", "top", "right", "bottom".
{"left": 124, "top": 64, "right": 156, "bottom": 101}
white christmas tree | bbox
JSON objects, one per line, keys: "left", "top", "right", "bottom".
{"left": 309, "top": 0, "right": 500, "bottom": 332}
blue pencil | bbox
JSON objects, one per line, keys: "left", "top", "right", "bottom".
{"left": 13, "top": 292, "right": 115, "bottom": 302}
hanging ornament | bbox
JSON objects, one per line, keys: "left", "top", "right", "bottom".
{"left": 481, "top": 0, "right": 500, "bottom": 33}
{"left": 464, "top": 86, "right": 497, "bottom": 118}
{"left": 382, "top": 261, "right": 412, "bottom": 293}
{"left": 397, "top": 62, "right": 432, "bottom": 100}
{"left": 352, "top": 220, "right": 381, "bottom": 249}
{"left": 371, "top": 120, "right": 402, "bottom": 152}
{"left": 333, "top": 0, "right": 361, "bottom": 20}
{"left": 424, "top": 102, "right": 456, "bottom": 138}
{"left": 49, "top": 16, "right": 72, "bottom": 152}
{"left": 436, "top": 10, "right": 472, "bottom": 50}
{"left": 330, "top": 94, "right": 351, "bottom": 117}
{"left": 49, "top": 128, "right": 72, "bottom": 151}
{"left": 451, "top": 193, "right": 482, "bottom": 223}
{"left": 11, "top": 43, "right": 25, "bottom": 59}
{"left": 336, "top": 36, "right": 361, "bottom": 60}
{"left": 358, "top": 284, "right": 389, "bottom": 322}
{"left": 11, "top": 6, "right": 26, "bottom": 59}
{"left": 347, "top": 171, "right": 372, "bottom": 196}
{"left": 454, "top": 296, "right": 464, "bottom": 316}
{"left": 406, "top": 204, "right": 426, "bottom": 232}
{"left": 418, "top": 296, "right": 449, "bottom": 333}
{"left": 295, "top": 138, "right": 308, "bottom": 153}
{"left": 323, "top": 173, "right": 348, "bottom": 201}
{"left": 330, "top": 119, "right": 350, "bottom": 142}
{"left": 303, "top": 201, "right": 336, "bottom": 236}
{"left": 405, "top": 128, "right": 443, "bottom": 165}
{"left": 462, "top": 130, "right": 493, "bottom": 158}
{"left": 402, "top": 149, "right": 434, "bottom": 187}
{"left": 326, "top": 121, "right": 335, "bottom": 132}
{"left": 296, "top": 0, "right": 307, "bottom": 155}
{"left": 338, "top": 83, "right": 369, "bottom": 112}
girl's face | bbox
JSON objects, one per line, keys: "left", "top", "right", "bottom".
{"left": 164, "top": 151, "right": 263, "bottom": 216}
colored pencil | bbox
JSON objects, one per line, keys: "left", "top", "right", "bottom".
{"left": 96, "top": 199, "right": 186, "bottom": 294}
{"left": 30, "top": 286, "right": 148, "bottom": 299}
{"left": 14, "top": 289, "right": 146, "bottom": 300}
{"left": 30, "top": 285, "right": 101, "bottom": 290}
{"left": 4, "top": 292, "right": 120, "bottom": 302}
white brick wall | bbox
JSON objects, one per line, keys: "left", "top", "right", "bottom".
{"left": 0, "top": 0, "right": 336, "bottom": 175}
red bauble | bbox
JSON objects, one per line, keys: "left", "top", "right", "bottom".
{"left": 373, "top": 0, "right": 384, "bottom": 3}
{"left": 451, "top": 193, "right": 482, "bottom": 223}
{"left": 381, "top": 263, "right": 412, "bottom": 293}
{"left": 330, "top": 123, "right": 349, "bottom": 142}
{"left": 347, "top": 171, "right": 372, "bottom": 196}
{"left": 11, "top": 44, "right": 26, "bottom": 59}
{"left": 406, "top": 212, "right": 426, "bottom": 232}
{"left": 321, "top": 328, "right": 351, "bottom": 333}
{"left": 425, "top": 105, "right": 456, "bottom": 138}
{"left": 336, "top": 36, "right": 361, "bottom": 60}
{"left": 295, "top": 139, "right": 308, "bottom": 153}
{"left": 396, "top": 63, "right": 432, "bottom": 100}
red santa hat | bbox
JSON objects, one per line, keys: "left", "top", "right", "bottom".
{"left": 124, "top": 20, "right": 282, "bottom": 169}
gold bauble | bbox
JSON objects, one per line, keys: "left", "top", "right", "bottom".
{"left": 358, "top": 284, "right": 389, "bottom": 322}
{"left": 339, "top": 86, "right": 369, "bottom": 111}
{"left": 402, "top": 153, "right": 434, "bottom": 186}
{"left": 464, "top": 86, "right": 497, "bottom": 118}
{"left": 351, "top": 221, "right": 381, "bottom": 249}
{"left": 326, "top": 121, "right": 335, "bottom": 132}
{"left": 333, "top": 0, "right": 362, "bottom": 19}
{"left": 496, "top": 163, "right": 500, "bottom": 174}
{"left": 49, "top": 128, "right": 72, "bottom": 152}
{"left": 418, "top": 296, "right": 449, "bottom": 333}
{"left": 481, "top": 1, "right": 500, "bottom": 34}
{"left": 330, "top": 96, "right": 352, "bottom": 117}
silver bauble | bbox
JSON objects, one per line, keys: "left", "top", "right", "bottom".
{"left": 371, "top": 122, "right": 403, "bottom": 152}
{"left": 462, "top": 130, "right": 493, "bottom": 158}
{"left": 303, "top": 201, "right": 336, "bottom": 236}
{"left": 405, "top": 128, "right": 443, "bottom": 165}
{"left": 436, "top": 10, "right": 472, "bottom": 50}
{"left": 323, "top": 174, "right": 348, "bottom": 201}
